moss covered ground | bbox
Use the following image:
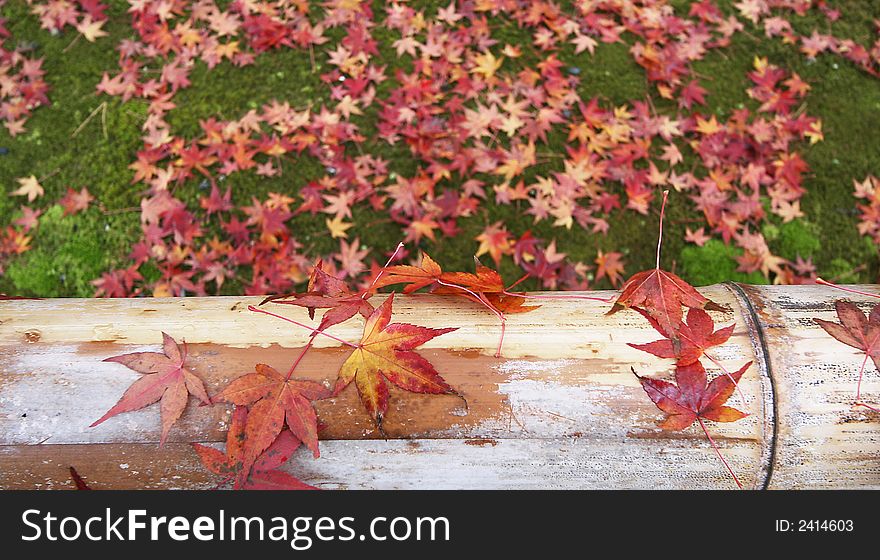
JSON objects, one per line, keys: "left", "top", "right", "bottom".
{"left": 1, "top": 1, "right": 878, "bottom": 296}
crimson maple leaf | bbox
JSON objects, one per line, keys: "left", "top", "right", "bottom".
{"left": 628, "top": 307, "right": 735, "bottom": 366}
{"left": 192, "top": 406, "right": 317, "bottom": 490}
{"left": 263, "top": 259, "right": 374, "bottom": 331}
{"left": 334, "top": 293, "right": 459, "bottom": 431}
{"left": 814, "top": 300, "right": 880, "bottom": 411}
{"left": 609, "top": 191, "right": 724, "bottom": 336}
{"left": 92, "top": 333, "right": 211, "bottom": 445}
{"left": 634, "top": 360, "right": 751, "bottom": 488}
{"left": 213, "top": 363, "right": 330, "bottom": 487}
{"left": 636, "top": 361, "right": 750, "bottom": 430}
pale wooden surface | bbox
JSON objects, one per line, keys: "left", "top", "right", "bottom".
{"left": 739, "top": 284, "right": 880, "bottom": 489}
{"left": 0, "top": 284, "right": 875, "bottom": 490}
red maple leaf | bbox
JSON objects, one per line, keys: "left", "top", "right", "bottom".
{"left": 59, "top": 187, "right": 94, "bottom": 216}
{"left": 192, "top": 406, "right": 317, "bottom": 490}
{"left": 264, "top": 259, "right": 375, "bottom": 331}
{"left": 262, "top": 244, "right": 407, "bottom": 332}
{"left": 628, "top": 307, "right": 735, "bottom": 366}
{"left": 609, "top": 191, "right": 724, "bottom": 336}
{"left": 635, "top": 360, "right": 751, "bottom": 488}
{"left": 92, "top": 332, "right": 211, "bottom": 445}
{"left": 213, "top": 363, "right": 330, "bottom": 486}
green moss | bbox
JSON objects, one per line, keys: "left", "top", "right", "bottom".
{"left": 823, "top": 257, "right": 865, "bottom": 284}
{"left": 3, "top": 206, "right": 140, "bottom": 297}
{"left": 680, "top": 239, "right": 767, "bottom": 286}
{"left": 768, "top": 220, "right": 822, "bottom": 260}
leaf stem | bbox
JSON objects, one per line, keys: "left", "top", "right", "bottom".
{"left": 285, "top": 335, "right": 316, "bottom": 381}
{"left": 656, "top": 190, "right": 669, "bottom": 270}
{"left": 852, "top": 353, "right": 879, "bottom": 412}
{"left": 856, "top": 352, "right": 869, "bottom": 404}
{"left": 364, "top": 241, "right": 405, "bottom": 297}
{"left": 502, "top": 290, "right": 614, "bottom": 303}
{"left": 247, "top": 305, "right": 358, "bottom": 348}
{"left": 815, "top": 278, "right": 880, "bottom": 299}
{"left": 435, "top": 279, "right": 506, "bottom": 357}
{"left": 697, "top": 416, "right": 743, "bottom": 489}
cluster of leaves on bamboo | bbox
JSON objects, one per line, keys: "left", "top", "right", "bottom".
{"left": 84, "top": 192, "right": 763, "bottom": 490}
{"left": 615, "top": 192, "right": 752, "bottom": 488}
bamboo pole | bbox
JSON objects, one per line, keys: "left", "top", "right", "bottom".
{"left": 0, "top": 284, "right": 877, "bottom": 490}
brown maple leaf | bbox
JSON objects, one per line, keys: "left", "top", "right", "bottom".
{"left": 92, "top": 332, "right": 210, "bottom": 445}
{"left": 192, "top": 406, "right": 317, "bottom": 490}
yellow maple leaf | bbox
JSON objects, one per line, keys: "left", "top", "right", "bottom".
{"left": 334, "top": 294, "right": 457, "bottom": 429}
{"left": 10, "top": 175, "right": 43, "bottom": 202}
{"left": 695, "top": 115, "right": 721, "bottom": 135}
{"left": 753, "top": 56, "right": 769, "bottom": 72}
{"left": 471, "top": 51, "right": 503, "bottom": 79}
{"left": 805, "top": 120, "right": 824, "bottom": 144}
{"left": 76, "top": 17, "right": 108, "bottom": 43}
{"left": 326, "top": 215, "right": 354, "bottom": 239}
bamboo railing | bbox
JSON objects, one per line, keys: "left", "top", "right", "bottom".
{"left": 0, "top": 284, "right": 877, "bottom": 489}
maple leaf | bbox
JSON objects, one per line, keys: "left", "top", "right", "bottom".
{"left": 695, "top": 115, "right": 722, "bottom": 135}
{"left": 814, "top": 300, "right": 880, "bottom": 411}
{"left": 595, "top": 250, "right": 625, "bottom": 287}
{"left": 334, "top": 293, "right": 458, "bottom": 430}
{"left": 14, "top": 206, "right": 42, "bottom": 232}
{"left": 373, "top": 251, "right": 443, "bottom": 293}
{"left": 629, "top": 307, "right": 735, "bottom": 366}
{"left": 609, "top": 191, "right": 724, "bottom": 336}
{"left": 326, "top": 215, "right": 354, "bottom": 238}
{"left": 635, "top": 360, "right": 751, "bottom": 488}
{"left": 192, "top": 406, "right": 317, "bottom": 490}
{"left": 214, "top": 361, "right": 329, "bottom": 468}
{"left": 474, "top": 221, "right": 514, "bottom": 265}
{"left": 92, "top": 332, "right": 211, "bottom": 445}
{"left": 471, "top": 51, "right": 503, "bottom": 79}
{"left": 60, "top": 187, "right": 94, "bottom": 216}
{"left": 437, "top": 257, "right": 543, "bottom": 355}
{"left": 265, "top": 259, "right": 375, "bottom": 331}
{"left": 377, "top": 252, "right": 609, "bottom": 356}
{"left": 76, "top": 16, "right": 108, "bottom": 42}
{"left": 11, "top": 176, "right": 44, "bottom": 202}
